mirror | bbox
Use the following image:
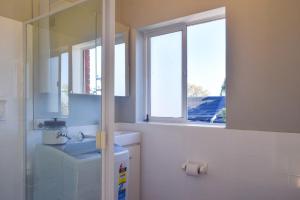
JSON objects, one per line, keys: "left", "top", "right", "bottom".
{"left": 29, "top": 0, "right": 103, "bottom": 125}
{"left": 28, "top": 0, "right": 129, "bottom": 125}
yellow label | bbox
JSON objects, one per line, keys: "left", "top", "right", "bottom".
{"left": 119, "top": 171, "right": 127, "bottom": 184}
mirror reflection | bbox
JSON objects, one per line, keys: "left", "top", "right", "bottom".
{"left": 28, "top": 0, "right": 129, "bottom": 124}
{"left": 71, "top": 31, "right": 129, "bottom": 96}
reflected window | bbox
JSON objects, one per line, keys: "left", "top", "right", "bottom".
{"left": 60, "top": 52, "right": 69, "bottom": 116}
{"left": 46, "top": 52, "right": 69, "bottom": 116}
{"left": 115, "top": 43, "right": 126, "bottom": 96}
{"left": 83, "top": 43, "right": 126, "bottom": 96}
{"left": 83, "top": 47, "right": 101, "bottom": 95}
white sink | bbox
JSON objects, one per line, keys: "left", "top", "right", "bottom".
{"left": 50, "top": 131, "right": 140, "bottom": 155}
{"left": 114, "top": 131, "right": 141, "bottom": 146}
{"left": 61, "top": 138, "right": 97, "bottom": 156}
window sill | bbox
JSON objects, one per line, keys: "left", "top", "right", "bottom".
{"left": 135, "top": 121, "right": 226, "bottom": 129}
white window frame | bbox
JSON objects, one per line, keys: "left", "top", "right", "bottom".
{"left": 144, "top": 24, "right": 187, "bottom": 123}
{"left": 143, "top": 7, "right": 226, "bottom": 123}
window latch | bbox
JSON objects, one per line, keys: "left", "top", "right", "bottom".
{"left": 143, "top": 114, "right": 149, "bottom": 122}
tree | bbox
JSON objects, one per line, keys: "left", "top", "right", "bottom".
{"left": 188, "top": 84, "right": 209, "bottom": 97}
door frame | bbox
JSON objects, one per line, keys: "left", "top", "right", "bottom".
{"left": 101, "top": 0, "right": 116, "bottom": 199}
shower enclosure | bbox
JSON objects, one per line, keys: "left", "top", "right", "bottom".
{"left": 25, "top": 0, "right": 116, "bottom": 199}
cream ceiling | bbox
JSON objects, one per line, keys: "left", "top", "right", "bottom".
{"left": 0, "top": 0, "right": 33, "bottom": 21}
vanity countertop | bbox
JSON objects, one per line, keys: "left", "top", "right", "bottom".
{"left": 114, "top": 131, "right": 141, "bottom": 146}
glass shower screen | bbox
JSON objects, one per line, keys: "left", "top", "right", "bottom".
{"left": 25, "top": 0, "right": 105, "bottom": 200}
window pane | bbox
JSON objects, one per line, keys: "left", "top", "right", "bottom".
{"left": 187, "top": 19, "right": 226, "bottom": 123}
{"left": 150, "top": 31, "right": 182, "bottom": 118}
{"left": 83, "top": 46, "right": 101, "bottom": 95}
{"left": 96, "top": 46, "right": 102, "bottom": 95}
{"left": 60, "top": 52, "right": 69, "bottom": 116}
{"left": 115, "top": 43, "right": 126, "bottom": 96}
{"left": 84, "top": 48, "right": 96, "bottom": 95}
{"left": 48, "top": 56, "right": 59, "bottom": 112}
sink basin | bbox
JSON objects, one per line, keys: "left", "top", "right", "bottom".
{"left": 47, "top": 131, "right": 141, "bottom": 156}
{"left": 53, "top": 138, "right": 98, "bottom": 156}
{"left": 115, "top": 131, "right": 141, "bottom": 146}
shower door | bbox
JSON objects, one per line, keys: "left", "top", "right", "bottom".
{"left": 25, "top": 0, "right": 116, "bottom": 199}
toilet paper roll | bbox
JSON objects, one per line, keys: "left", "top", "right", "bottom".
{"left": 185, "top": 163, "right": 200, "bottom": 176}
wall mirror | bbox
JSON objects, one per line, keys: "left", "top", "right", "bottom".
{"left": 28, "top": 0, "right": 129, "bottom": 125}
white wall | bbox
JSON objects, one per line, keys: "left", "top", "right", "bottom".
{"left": 0, "top": 16, "right": 24, "bottom": 200}
{"left": 116, "top": 123, "right": 300, "bottom": 200}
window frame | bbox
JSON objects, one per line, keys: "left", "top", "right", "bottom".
{"left": 145, "top": 24, "right": 187, "bottom": 123}
{"left": 143, "top": 8, "right": 226, "bottom": 124}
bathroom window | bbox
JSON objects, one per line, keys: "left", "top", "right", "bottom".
{"left": 145, "top": 8, "right": 226, "bottom": 124}
{"left": 187, "top": 19, "right": 226, "bottom": 123}
{"left": 150, "top": 31, "right": 183, "bottom": 118}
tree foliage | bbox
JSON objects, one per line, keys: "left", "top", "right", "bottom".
{"left": 188, "top": 84, "right": 209, "bottom": 97}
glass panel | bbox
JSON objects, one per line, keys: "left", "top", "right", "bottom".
{"left": 187, "top": 19, "right": 226, "bottom": 123}
{"left": 26, "top": 1, "right": 103, "bottom": 200}
{"left": 150, "top": 32, "right": 182, "bottom": 118}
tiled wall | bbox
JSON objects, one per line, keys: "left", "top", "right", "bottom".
{"left": 116, "top": 123, "right": 300, "bottom": 200}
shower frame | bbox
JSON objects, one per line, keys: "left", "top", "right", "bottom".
{"left": 22, "top": 0, "right": 116, "bottom": 200}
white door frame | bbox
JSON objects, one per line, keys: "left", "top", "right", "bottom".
{"left": 101, "top": 0, "right": 116, "bottom": 200}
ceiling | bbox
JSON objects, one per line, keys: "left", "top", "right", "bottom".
{"left": 0, "top": 0, "right": 33, "bottom": 21}
{"left": 0, "top": 0, "right": 86, "bottom": 21}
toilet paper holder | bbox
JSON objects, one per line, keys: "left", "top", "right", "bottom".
{"left": 182, "top": 160, "right": 208, "bottom": 176}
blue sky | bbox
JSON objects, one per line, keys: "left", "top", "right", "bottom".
{"left": 188, "top": 19, "right": 226, "bottom": 96}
